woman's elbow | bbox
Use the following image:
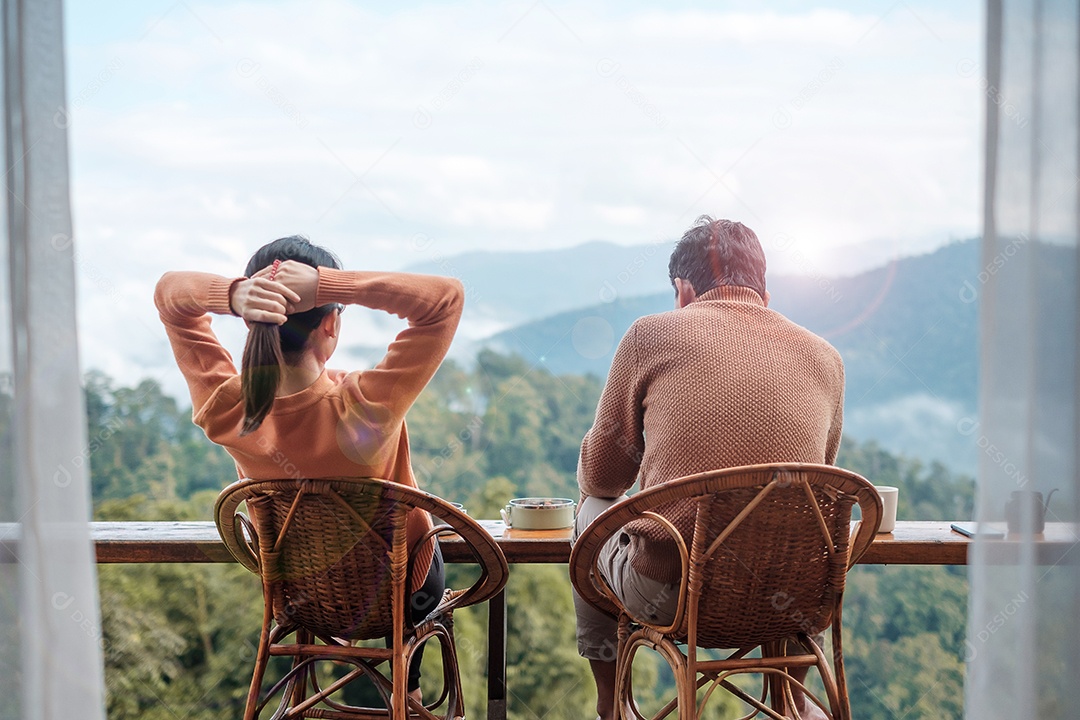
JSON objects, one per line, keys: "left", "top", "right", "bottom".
{"left": 448, "top": 277, "right": 465, "bottom": 306}
{"left": 154, "top": 272, "right": 178, "bottom": 311}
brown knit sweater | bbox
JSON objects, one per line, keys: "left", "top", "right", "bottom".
{"left": 578, "top": 285, "right": 845, "bottom": 583}
{"left": 155, "top": 268, "right": 463, "bottom": 588}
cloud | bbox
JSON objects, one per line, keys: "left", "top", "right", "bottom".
{"left": 595, "top": 204, "right": 646, "bottom": 226}
{"left": 622, "top": 9, "right": 872, "bottom": 45}
{"left": 847, "top": 393, "right": 975, "bottom": 472}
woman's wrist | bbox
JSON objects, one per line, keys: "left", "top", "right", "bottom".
{"left": 227, "top": 277, "right": 246, "bottom": 316}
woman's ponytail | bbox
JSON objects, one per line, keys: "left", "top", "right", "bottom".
{"left": 237, "top": 235, "right": 342, "bottom": 437}
{"left": 240, "top": 322, "right": 285, "bottom": 436}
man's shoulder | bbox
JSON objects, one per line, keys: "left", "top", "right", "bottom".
{"left": 624, "top": 300, "right": 840, "bottom": 351}
{"left": 768, "top": 308, "right": 838, "bottom": 345}
{"left": 631, "top": 303, "right": 843, "bottom": 370}
{"left": 627, "top": 308, "right": 680, "bottom": 332}
{"left": 765, "top": 309, "right": 844, "bottom": 365}
{"left": 622, "top": 308, "right": 688, "bottom": 346}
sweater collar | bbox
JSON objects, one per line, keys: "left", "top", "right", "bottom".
{"left": 695, "top": 285, "right": 765, "bottom": 307}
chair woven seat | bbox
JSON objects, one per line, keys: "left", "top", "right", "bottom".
{"left": 570, "top": 463, "right": 882, "bottom": 720}
{"left": 216, "top": 477, "right": 509, "bottom": 720}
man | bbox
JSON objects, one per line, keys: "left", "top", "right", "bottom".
{"left": 572, "top": 216, "right": 844, "bottom": 720}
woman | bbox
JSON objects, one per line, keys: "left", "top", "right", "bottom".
{"left": 155, "top": 235, "right": 463, "bottom": 703}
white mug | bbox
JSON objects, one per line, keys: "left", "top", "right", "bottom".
{"left": 875, "top": 486, "right": 899, "bottom": 534}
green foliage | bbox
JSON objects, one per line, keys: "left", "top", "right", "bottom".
{"left": 467, "top": 476, "right": 516, "bottom": 519}
{"left": 407, "top": 352, "right": 603, "bottom": 504}
{"left": 504, "top": 565, "right": 595, "bottom": 719}
{"left": 845, "top": 630, "right": 965, "bottom": 719}
{"left": 86, "top": 356, "right": 975, "bottom": 719}
{"left": 837, "top": 439, "right": 975, "bottom": 521}
{"left": 96, "top": 494, "right": 264, "bottom": 719}
{"left": 83, "top": 371, "right": 236, "bottom": 501}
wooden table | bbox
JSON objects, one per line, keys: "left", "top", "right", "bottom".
{"left": 82, "top": 519, "right": 977, "bottom": 565}
{"left": 79, "top": 520, "right": 1079, "bottom": 566}
{"left": 5, "top": 521, "right": 1077, "bottom": 720}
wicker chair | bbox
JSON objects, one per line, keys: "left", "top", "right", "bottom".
{"left": 215, "top": 477, "right": 509, "bottom": 720}
{"left": 569, "top": 463, "right": 882, "bottom": 720}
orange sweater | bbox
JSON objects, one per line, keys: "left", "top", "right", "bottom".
{"left": 578, "top": 285, "right": 844, "bottom": 583}
{"left": 155, "top": 267, "right": 464, "bottom": 588}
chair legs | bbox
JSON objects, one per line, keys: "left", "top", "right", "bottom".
{"left": 241, "top": 619, "right": 465, "bottom": 720}
{"left": 615, "top": 631, "right": 694, "bottom": 720}
{"left": 613, "top": 628, "right": 850, "bottom": 720}
{"left": 416, "top": 622, "right": 464, "bottom": 720}
{"left": 244, "top": 601, "right": 278, "bottom": 720}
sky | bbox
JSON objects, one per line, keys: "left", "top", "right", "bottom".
{"left": 62, "top": 0, "right": 983, "bottom": 395}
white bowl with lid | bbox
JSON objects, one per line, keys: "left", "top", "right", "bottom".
{"left": 500, "top": 497, "right": 576, "bottom": 530}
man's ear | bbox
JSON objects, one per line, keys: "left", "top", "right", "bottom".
{"left": 674, "top": 278, "right": 697, "bottom": 309}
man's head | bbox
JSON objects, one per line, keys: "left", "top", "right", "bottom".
{"left": 668, "top": 216, "right": 767, "bottom": 303}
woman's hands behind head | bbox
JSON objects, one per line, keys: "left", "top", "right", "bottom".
{"left": 229, "top": 261, "right": 321, "bottom": 323}
{"left": 269, "top": 261, "right": 320, "bottom": 314}
{"left": 230, "top": 269, "right": 302, "bottom": 325}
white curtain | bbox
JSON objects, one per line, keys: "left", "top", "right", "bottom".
{"left": 967, "top": 0, "right": 1080, "bottom": 718}
{"left": 0, "top": 0, "right": 106, "bottom": 718}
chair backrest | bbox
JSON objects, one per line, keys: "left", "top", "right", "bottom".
{"left": 215, "top": 477, "right": 508, "bottom": 642}
{"left": 570, "top": 463, "right": 882, "bottom": 648}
